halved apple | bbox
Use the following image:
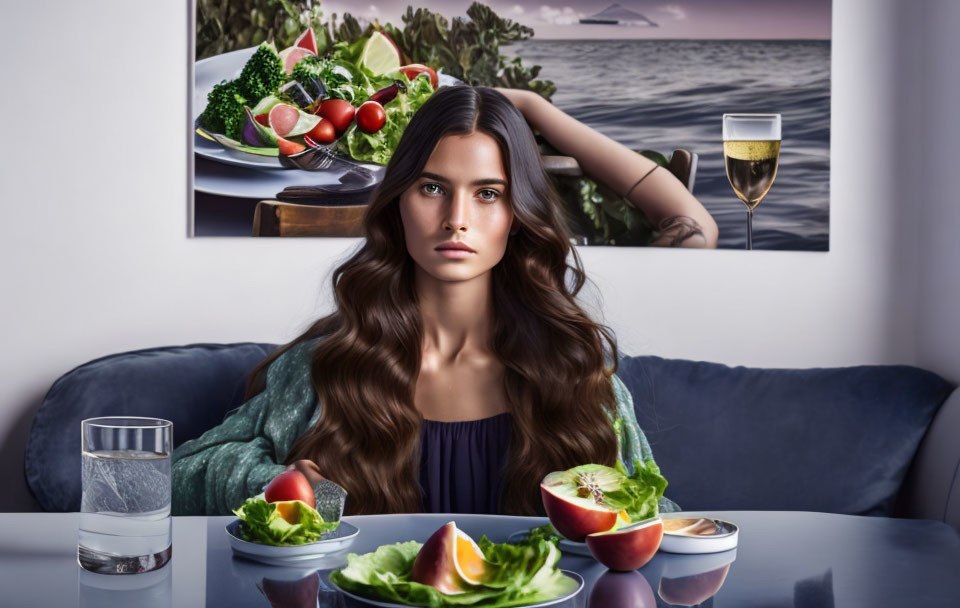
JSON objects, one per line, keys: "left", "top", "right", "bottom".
{"left": 540, "top": 464, "right": 632, "bottom": 541}
{"left": 584, "top": 517, "right": 664, "bottom": 571}
{"left": 410, "top": 522, "right": 489, "bottom": 594}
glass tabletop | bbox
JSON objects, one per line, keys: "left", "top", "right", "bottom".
{"left": 0, "top": 511, "right": 958, "bottom": 607}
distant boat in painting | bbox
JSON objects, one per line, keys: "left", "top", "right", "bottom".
{"left": 579, "top": 3, "right": 659, "bottom": 26}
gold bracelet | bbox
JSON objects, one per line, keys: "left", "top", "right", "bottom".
{"left": 624, "top": 165, "right": 659, "bottom": 199}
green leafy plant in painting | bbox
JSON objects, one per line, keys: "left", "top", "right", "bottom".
{"left": 196, "top": 0, "right": 329, "bottom": 60}
{"left": 381, "top": 2, "right": 556, "bottom": 99}
{"left": 543, "top": 139, "right": 673, "bottom": 246}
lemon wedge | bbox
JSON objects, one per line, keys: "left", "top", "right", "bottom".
{"left": 360, "top": 31, "right": 401, "bottom": 75}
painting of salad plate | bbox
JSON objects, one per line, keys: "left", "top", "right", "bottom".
{"left": 226, "top": 519, "right": 359, "bottom": 566}
{"left": 191, "top": 0, "right": 831, "bottom": 250}
{"left": 329, "top": 570, "right": 585, "bottom": 607}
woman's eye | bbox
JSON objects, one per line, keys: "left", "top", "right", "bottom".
{"left": 421, "top": 183, "right": 444, "bottom": 196}
{"left": 478, "top": 189, "right": 500, "bottom": 201}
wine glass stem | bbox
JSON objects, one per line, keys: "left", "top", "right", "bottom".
{"left": 746, "top": 208, "right": 754, "bottom": 250}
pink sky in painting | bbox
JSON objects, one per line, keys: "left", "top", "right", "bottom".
{"left": 321, "top": 0, "right": 831, "bottom": 40}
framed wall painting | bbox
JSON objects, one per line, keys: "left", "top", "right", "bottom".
{"left": 191, "top": 1, "right": 831, "bottom": 250}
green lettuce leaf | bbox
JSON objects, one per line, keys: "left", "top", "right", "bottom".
{"left": 329, "top": 534, "right": 577, "bottom": 607}
{"left": 250, "top": 94, "right": 283, "bottom": 116}
{"left": 606, "top": 457, "right": 669, "bottom": 522}
{"left": 232, "top": 495, "right": 339, "bottom": 546}
{"left": 208, "top": 132, "right": 279, "bottom": 157}
{"left": 342, "top": 73, "right": 435, "bottom": 165}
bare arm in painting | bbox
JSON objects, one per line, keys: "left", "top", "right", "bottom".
{"left": 494, "top": 87, "right": 719, "bottom": 248}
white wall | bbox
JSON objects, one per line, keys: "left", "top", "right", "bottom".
{"left": 0, "top": 0, "right": 945, "bottom": 511}
{"left": 913, "top": 1, "right": 960, "bottom": 381}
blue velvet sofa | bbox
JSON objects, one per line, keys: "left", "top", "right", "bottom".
{"left": 24, "top": 342, "right": 960, "bottom": 531}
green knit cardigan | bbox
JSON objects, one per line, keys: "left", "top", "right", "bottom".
{"left": 171, "top": 340, "right": 679, "bottom": 515}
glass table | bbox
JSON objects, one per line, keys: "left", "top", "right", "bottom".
{"left": 1, "top": 510, "right": 958, "bottom": 607}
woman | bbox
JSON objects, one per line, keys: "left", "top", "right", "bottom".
{"left": 172, "top": 85, "right": 690, "bottom": 516}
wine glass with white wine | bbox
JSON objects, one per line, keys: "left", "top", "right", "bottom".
{"left": 722, "top": 114, "right": 781, "bottom": 250}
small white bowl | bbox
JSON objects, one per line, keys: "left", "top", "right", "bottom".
{"left": 225, "top": 519, "right": 359, "bottom": 567}
{"left": 658, "top": 514, "right": 739, "bottom": 554}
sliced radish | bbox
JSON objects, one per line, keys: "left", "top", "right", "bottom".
{"left": 268, "top": 104, "right": 301, "bottom": 137}
{"left": 279, "top": 46, "right": 314, "bottom": 75}
{"left": 294, "top": 27, "right": 318, "bottom": 55}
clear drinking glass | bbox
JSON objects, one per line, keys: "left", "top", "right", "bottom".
{"left": 722, "top": 113, "right": 782, "bottom": 250}
{"left": 79, "top": 417, "right": 173, "bottom": 574}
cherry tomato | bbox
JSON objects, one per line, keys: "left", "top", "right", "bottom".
{"left": 399, "top": 64, "right": 438, "bottom": 88}
{"left": 305, "top": 117, "right": 337, "bottom": 144}
{"left": 356, "top": 101, "right": 386, "bottom": 134}
{"left": 264, "top": 470, "right": 315, "bottom": 505}
{"left": 254, "top": 113, "right": 270, "bottom": 126}
{"left": 316, "top": 98, "right": 356, "bottom": 135}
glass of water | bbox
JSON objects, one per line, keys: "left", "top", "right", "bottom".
{"left": 79, "top": 417, "right": 173, "bottom": 574}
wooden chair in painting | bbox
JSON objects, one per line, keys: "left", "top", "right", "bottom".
{"left": 252, "top": 150, "right": 698, "bottom": 237}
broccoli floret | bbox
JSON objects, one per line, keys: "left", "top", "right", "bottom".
{"left": 291, "top": 54, "right": 325, "bottom": 89}
{"left": 237, "top": 42, "right": 285, "bottom": 104}
{"left": 198, "top": 79, "right": 248, "bottom": 141}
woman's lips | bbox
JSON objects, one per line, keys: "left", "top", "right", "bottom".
{"left": 435, "top": 249, "right": 475, "bottom": 259}
{"left": 435, "top": 241, "right": 476, "bottom": 258}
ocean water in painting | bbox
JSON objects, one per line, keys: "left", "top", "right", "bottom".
{"left": 504, "top": 39, "right": 831, "bottom": 250}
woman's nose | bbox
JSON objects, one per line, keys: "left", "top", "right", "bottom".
{"left": 443, "top": 189, "right": 471, "bottom": 232}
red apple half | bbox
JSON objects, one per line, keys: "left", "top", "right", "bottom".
{"left": 410, "top": 521, "right": 488, "bottom": 594}
{"left": 540, "top": 464, "right": 629, "bottom": 542}
{"left": 585, "top": 517, "right": 664, "bottom": 571}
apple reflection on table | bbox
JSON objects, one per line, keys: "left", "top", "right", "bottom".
{"left": 229, "top": 556, "right": 344, "bottom": 608}
{"left": 589, "top": 549, "right": 737, "bottom": 608}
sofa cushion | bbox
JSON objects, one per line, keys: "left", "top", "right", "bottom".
{"left": 617, "top": 356, "right": 955, "bottom": 516}
{"left": 24, "top": 342, "right": 276, "bottom": 512}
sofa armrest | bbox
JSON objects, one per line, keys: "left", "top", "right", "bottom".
{"left": 900, "top": 388, "right": 960, "bottom": 530}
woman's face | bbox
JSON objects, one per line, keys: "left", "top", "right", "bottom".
{"left": 399, "top": 131, "right": 516, "bottom": 283}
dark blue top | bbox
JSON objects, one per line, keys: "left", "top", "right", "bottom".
{"left": 419, "top": 412, "right": 512, "bottom": 515}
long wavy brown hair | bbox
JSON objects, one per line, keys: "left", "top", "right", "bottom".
{"left": 245, "top": 85, "right": 621, "bottom": 515}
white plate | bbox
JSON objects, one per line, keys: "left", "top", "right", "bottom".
{"left": 329, "top": 569, "right": 584, "bottom": 607}
{"left": 659, "top": 515, "right": 739, "bottom": 554}
{"left": 226, "top": 519, "right": 359, "bottom": 566}
{"left": 506, "top": 528, "right": 592, "bottom": 557}
{"left": 194, "top": 155, "right": 385, "bottom": 199}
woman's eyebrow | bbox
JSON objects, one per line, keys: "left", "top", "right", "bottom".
{"left": 419, "top": 171, "right": 507, "bottom": 187}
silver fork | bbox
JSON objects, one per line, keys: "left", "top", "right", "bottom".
{"left": 282, "top": 144, "right": 377, "bottom": 182}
